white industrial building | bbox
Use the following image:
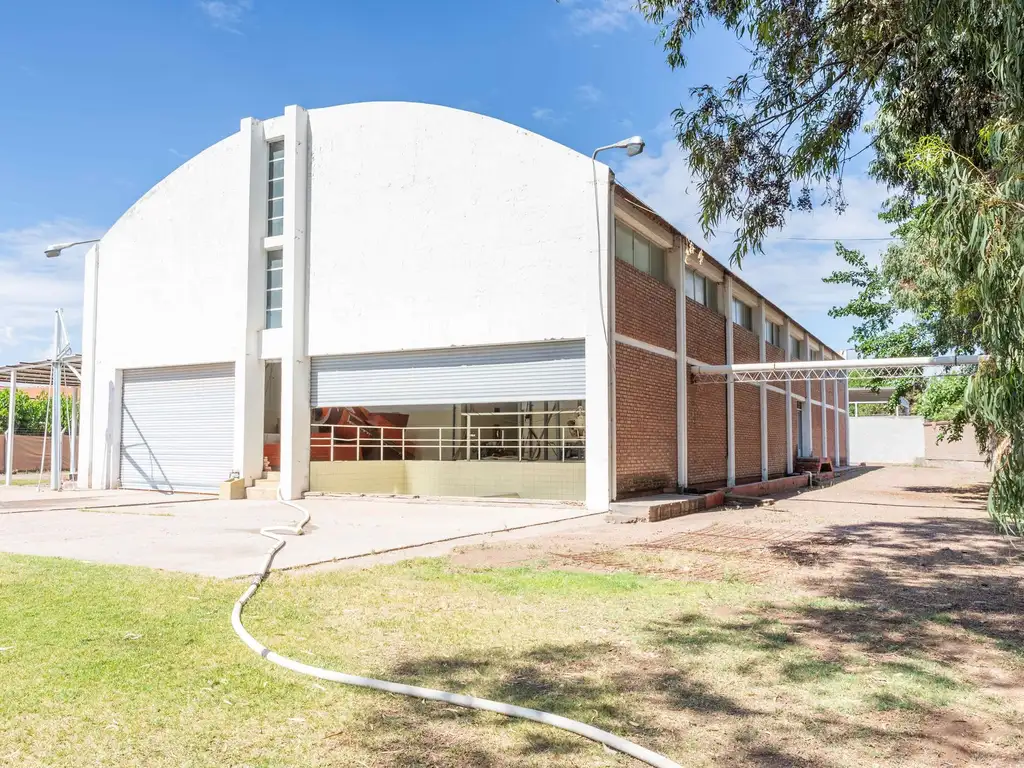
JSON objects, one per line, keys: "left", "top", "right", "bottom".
{"left": 75, "top": 101, "right": 849, "bottom": 510}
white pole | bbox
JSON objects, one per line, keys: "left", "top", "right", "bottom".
{"left": 69, "top": 387, "right": 78, "bottom": 481}
{"left": 50, "top": 312, "right": 62, "bottom": 491}
{"left": 783, "top": 318, "right": 793, "bottom": 474}
{"left": 724, "top": 276, "right": 736, "bottom": 487}
{"left": 4, "top": 370, "right": 14, "bottom": 486}
{"left": 757, "top": 298, "right": 768, "bottom": 482}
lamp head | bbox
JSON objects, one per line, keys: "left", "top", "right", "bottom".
{"left": 622, "top": 136, "right": 645, "bottom": 156}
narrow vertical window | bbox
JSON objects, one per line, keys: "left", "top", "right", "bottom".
{"left": 267, "top": 141, "right": 284, "bottom": 237}
{"left": 266, "top": 249, "right": 283, "bottom": 329}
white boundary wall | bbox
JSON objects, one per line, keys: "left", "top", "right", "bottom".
{"left": 849, "top": 416, "right": 926, "bottom": 465}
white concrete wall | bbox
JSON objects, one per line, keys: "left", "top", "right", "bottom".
{"left": 79, "top": 101, "right": 614, "bottom": 508}
{"left": 82, "top": 132, "right": 255, "bottom": 489}
{"left": 305, "top": 102, "right": 597, "bottom": 355}
{"left": 849, "top": 416, "right": 926, "bottom": 464}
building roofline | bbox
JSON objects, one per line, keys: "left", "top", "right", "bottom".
{"left": 612, "top": 182, "right": 840, "bottom": 358}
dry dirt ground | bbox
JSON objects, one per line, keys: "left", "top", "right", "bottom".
{"left": 449, "top": 465, "right": 1024, "bottom": 766}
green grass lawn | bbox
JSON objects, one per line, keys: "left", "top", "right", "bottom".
{"left": 1, "top": 553, "right": 1021, "bottom": 767}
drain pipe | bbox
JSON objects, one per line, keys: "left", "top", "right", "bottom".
{"left": 231, "top": 492, "right": 681, "bottom": 768}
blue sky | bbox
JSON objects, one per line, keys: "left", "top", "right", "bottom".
{"left": 0, "top": 0, "right": 890, "bottom": 364}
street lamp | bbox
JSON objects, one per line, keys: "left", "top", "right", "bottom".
{"left": 44, "top": 239, "right": 100, "bottom": 258}
{"left": 42, "top": 237, "right": 99, "bottom": 490}
{"left": 592, "top": 135, "right": 645, "bottom": 160}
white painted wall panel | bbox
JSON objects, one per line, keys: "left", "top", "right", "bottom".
{"left": 849, "top": 416, "right": 926, "bottom": 465}
{"left": 305, "top": 102, "right": 600, "bottom": 356}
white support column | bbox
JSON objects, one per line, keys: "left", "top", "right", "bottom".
{"left": 236, "top": 116, "right": 270, "bottom": 487}
{"left": 725, "top": 275, "right": 736, "bottom": 487}
{"left": 677, "top": 245, "right": 688, "bottom": 489}
{"left": 50, "top": 312, "right": 62, "bottom": 491}
{"left": 77, "top": 244, "right": 99, "bottom": 488}
{"left": 585, "top": 166, "right": 614, "bottom": 510}
{"left": 783, "top": 318, "right": 794, "bottom": 473}
{"left": 820, "top": 360, "right": 829, "bottom": 460}
{"left": 279, "top": 105, "right": 312, "bottom": 501}
{"left": 844, "top": 373, "right": 851, "bottom": 463}
{"left": 833, "top": 376, "right": 841, "bottom": 465}
{"left": 803, "top": 331, "right": 812, "bottom": 456}
{"left": 69, "top": 388, "right": 78, "bottom": 481}
{"left": 757, "top": 298, "right": 768, "bottom": 481}
{"left": 4, "top": 371, "right": 14, "bottom": 485}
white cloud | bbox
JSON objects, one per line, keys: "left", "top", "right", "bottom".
{"left": 531, "top": 107, "right": 566, "bottom": 125}
{"left": 0, "top": 221, "right": 100, "bottom": 364}
{"left": 576, "top": 84, "right": 604, "bottom": 105}
{"left": 198, "top": 0, "right": 252, "bottom": 33}
{"left": 615, "top": 137, "right": 893, "bottom": 349}
{"left": 563, "top": 0, "right": 636, "bottom": 34}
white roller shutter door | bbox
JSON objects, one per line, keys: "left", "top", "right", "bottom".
{"left": 311, "top": 340, "right": 585, "bottom": 407}
{"left": 120, "top": 364, "right": 235, "bottom": 492}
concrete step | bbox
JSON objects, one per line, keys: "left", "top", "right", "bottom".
{"left": 253, "top": 477, "right": 279, "bottom": 487}
{"left": 245, "top": 484, "right": 279, "bottom": 501}
{"left": 262, "top": 471, "right": 281, "bottom": 481}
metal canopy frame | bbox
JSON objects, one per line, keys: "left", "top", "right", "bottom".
{"left": 689, "top": 354, "right": 986, "bottom": 385}
{"left": 3, "top": 310, "right": 81, "bottom": 489}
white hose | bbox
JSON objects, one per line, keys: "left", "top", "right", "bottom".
{"left": 232, "top": 491, "right": 682, "bottom": 768}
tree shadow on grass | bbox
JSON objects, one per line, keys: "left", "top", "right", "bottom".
{"left": 320, "top": 640, "right": 754, "bottom": 766}
{"left": 772, "top": 515, "right": 1023, "bottom": 654}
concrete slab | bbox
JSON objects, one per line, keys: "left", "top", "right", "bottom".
{"left": 0, "top": 490, "right": 598, "bottom": 578}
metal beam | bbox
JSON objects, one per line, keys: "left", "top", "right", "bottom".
{"left": 4, "top": 370, "right": 14, "bottom": 486}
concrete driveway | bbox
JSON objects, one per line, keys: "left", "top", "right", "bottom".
{"left": 0, "top": 488, "right": 597, "bottom": 578}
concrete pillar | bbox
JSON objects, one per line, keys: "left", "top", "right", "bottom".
{"left": 820, "top": 356, "right": 829, "bottom": 459}
{"left": 585, "top": 165, "right": 614, "bottom": 511}
{"left": 725, "top": 275, "right": 736, "bottom": 487}
{"left": 279, "top": 105, "right": 312, "bottom": 501}
{"left": 757, "top": 298, "right": 768, "bottom": 481}
{"left": 236, "top": 116, "right": 270, "bottom": 486}
{"left": 833, "top": 376, "right": 841, "bottom": 464}
{"left": 803, "top": 331, "right": 812, "bottom": 456}
{"left": 4, "top": 370, "right": 14, "bottom": 485}
{"left": 78, "top": 245, "right": 99, "bottom": 488}
{"left": 783, "top": 317, "right": 793, "bottom": 473}
{"left": 844, "top": 374, "right": 851, "bottom": 463}
{"left": 676, "top": 245, "right": 688, "bottom": 489}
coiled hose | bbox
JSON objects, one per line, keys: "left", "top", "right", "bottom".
{"left": 231, "top": 491, "right": 682, "bottom": 768}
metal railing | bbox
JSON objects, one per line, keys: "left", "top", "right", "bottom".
{"left": 310, "top": 421, "right": 585, "bottom": 463}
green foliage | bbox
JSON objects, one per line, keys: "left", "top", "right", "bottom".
{"left": 914, "top": 377, "right": 969, "bottom": 423}
{"left": 639, "top": 0, "right": 1024, "bottom": 535}
{"left": 638, "top": 0, "right": 1024, "bottom": 262}
{"left": 0, "top": 389, "right": 75, "bottom": 435}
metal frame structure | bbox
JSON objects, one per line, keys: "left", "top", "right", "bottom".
{"left": 1, "top": 310, "right": 81, "bottom": 489}
{"left": 689, "top": 355, "right": 986, "bottom": 385}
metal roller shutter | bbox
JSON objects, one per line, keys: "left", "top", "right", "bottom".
{"left": 311, "top": 340, "right": 585, "bottom": 407}
{"left": 120, "top": 363, "right": 235, "bottom": 492}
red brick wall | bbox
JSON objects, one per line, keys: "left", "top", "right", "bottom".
{"left": 812, "top": 406, "right": 823, "bottom": 459}
{"left": 686, "top": 299, "right": 727, "bottom": 488}
{"left": 615, "top": 343, "right": 677, "bottom": 495}
{"left": 792, "top": 399, "right": 802, "bottom": 462}
{"left": 768, "top": 390, "right": 787, "bottom": 476}
{"left": 766, "top": 345, "right": 786, "bottom": 364}
{"left": 686, "top": 298, "right": 726, "bottom": 365}
{"left": 735, "top": 382, "right": 762, "bottom": 482}
{"left": 733, "top": 324, "right": 760, "bottom": 363}
{"left": 615, "top": 260, "right": 676, "bottom": 352}
{"left": 826, "top": 378, "right": 836, "bottom": 406}
{"left": 838, "top": 411, "right": 848, "bottom": 466}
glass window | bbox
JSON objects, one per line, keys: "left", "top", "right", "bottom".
{"left": 633, "top": 236, "right": 651, "bottom": 273}
{"left": 266, "top": 249, "right": 283, "bottom": 329}
{"left": 685, "top": 270, "right": 718, "bottom": 310}
{"left": 267, "top": 140, "right": 285, "bottom": 237}
{"left": 614, "top": 221, "right": 667, "bottom": 283}
{"left": 732, "top": 298, "right": 753, "bottom": 331}
{"left": 765, "top": 320, "right": 783, "bottom": 347}
{"left": 650, "top": 246, "right": 665, "bottom": 281}
{"left": 790, "top": 337, "right": 803, "bottom": 359}
{"left": 615, "top": 223, "right": 633, "bottom": 265}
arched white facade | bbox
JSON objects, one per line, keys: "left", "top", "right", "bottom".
{"left": 78, "top": 102, "right": 615, "bottom": 509}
